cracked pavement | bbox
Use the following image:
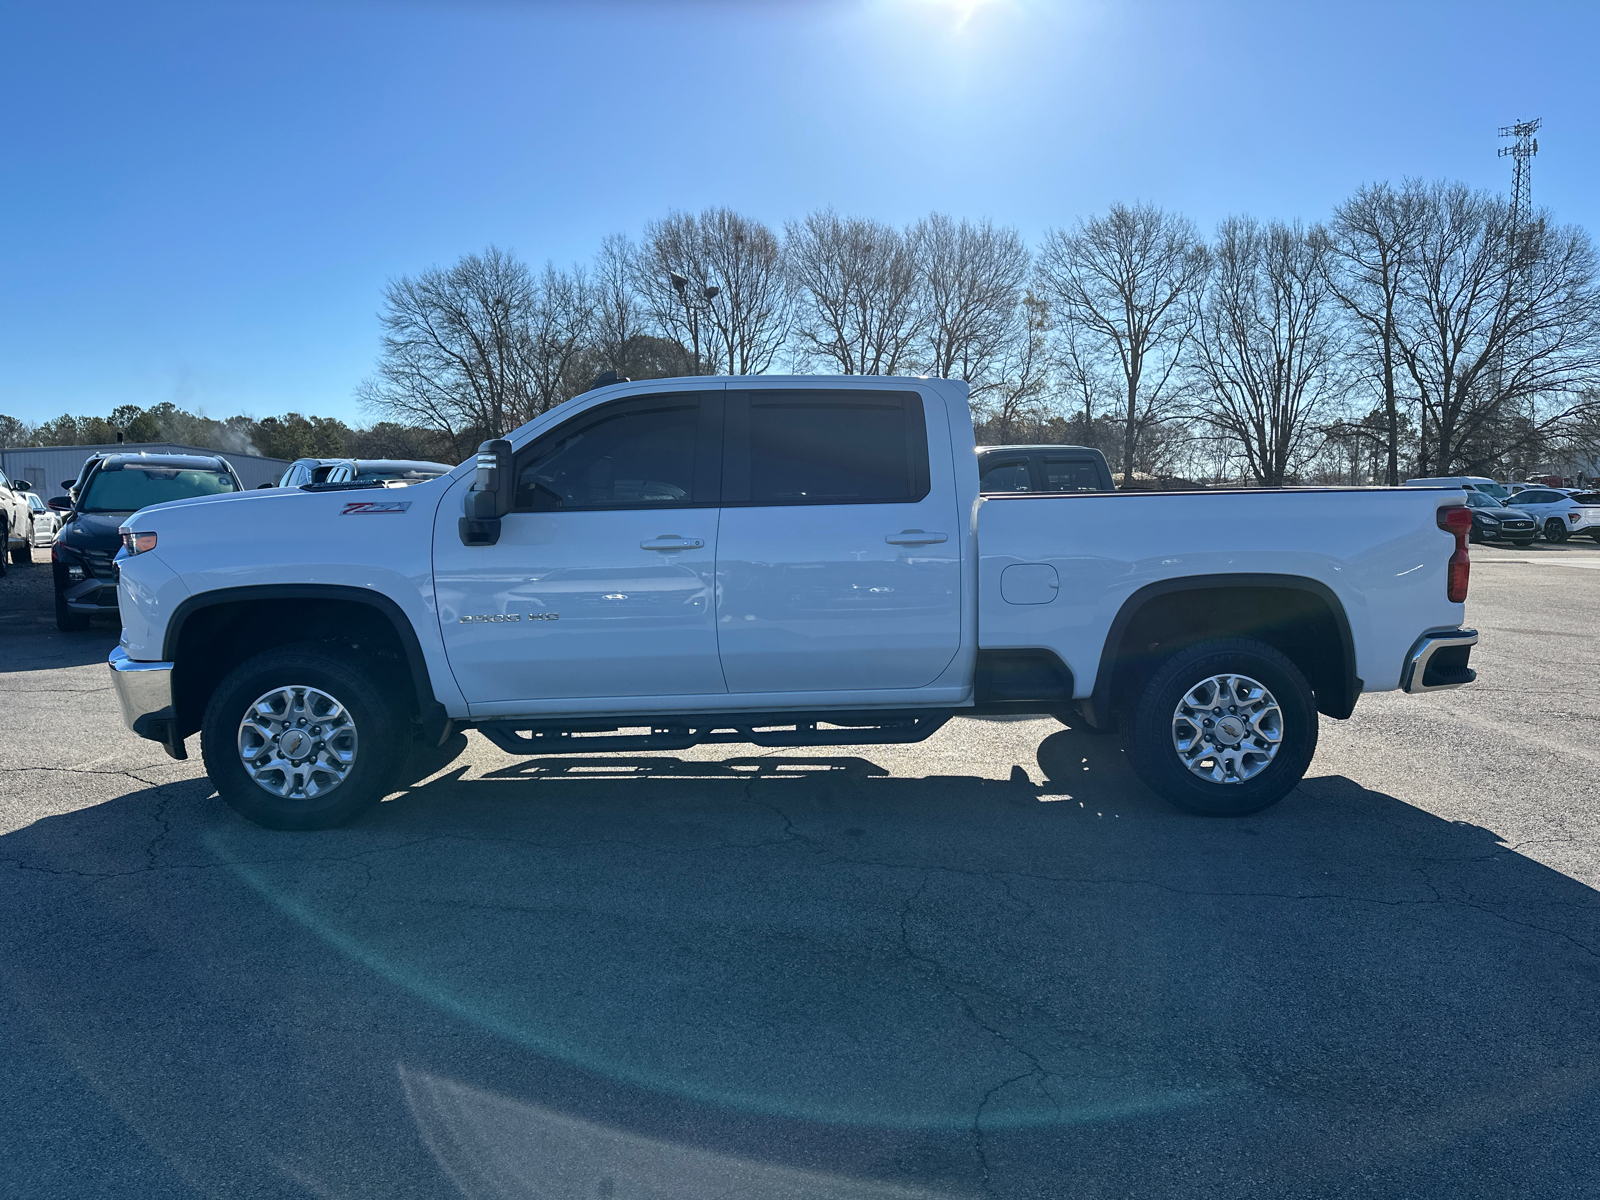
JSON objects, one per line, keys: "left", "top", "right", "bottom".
{"left": 3, "top": 545, "right": 1600, "bottom": 1198}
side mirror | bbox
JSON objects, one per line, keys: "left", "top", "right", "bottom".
{"left": 62, "top": 480, "right": 76, "bottom": 491}
{"left": 459, "top": 438, "right": 514, "bottom": 546}
{"left": 47, "top": 496, "right": 72, "bottom": 512}
{"left": 256, "top": 482, "right": 275, "bottom": 489}
{"left": 12, "top": 480, "right": 31, "bottom": 492}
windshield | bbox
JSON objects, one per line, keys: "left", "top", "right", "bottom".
{"left": 1464, "top": 492, "right": 1497, "bottom": 508}
{"left": 79, "top": 466, "right": 237, "bottom": 512}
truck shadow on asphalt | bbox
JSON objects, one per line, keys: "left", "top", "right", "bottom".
{"left": 5, "top": 729, "right": 1600, "bottom": 1199}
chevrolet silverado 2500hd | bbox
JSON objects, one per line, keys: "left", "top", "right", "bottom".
{"left": 108, "top": 376, "right": 1478, "bottom": 829}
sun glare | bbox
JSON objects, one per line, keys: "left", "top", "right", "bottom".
{"left": 910, "top": 0, "right": 1002, "bottom": 31}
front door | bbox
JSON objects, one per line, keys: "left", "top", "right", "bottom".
{"left": 436, "top": 391, "right": 726, "bottom": 707}
{"left": 714, "top": 387, "right": 963, "bottom": 694}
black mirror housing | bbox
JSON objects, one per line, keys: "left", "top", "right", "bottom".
{"left": 12, "top": 480, "right": 31, "bottom": 492}
{"left": 459, "top": 438, "right": 514, "bottom": 546}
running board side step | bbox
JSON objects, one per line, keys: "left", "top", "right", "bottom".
{"left": 476, "top": 710, "right": 954, "bottom": 756}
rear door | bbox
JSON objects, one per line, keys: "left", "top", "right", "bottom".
{"left": 714, "top": 386, "right": 962, "bottom": 694}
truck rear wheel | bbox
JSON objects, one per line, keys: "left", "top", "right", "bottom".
{"left": 1125, "top": 638, "right": 1317, "bottom": 817}
{"left": 202, "top": 643, "right": 407, "bottom": 830}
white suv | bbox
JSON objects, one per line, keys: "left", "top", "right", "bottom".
{"left": 1507, "top": 487, "right": 1600, "bottom": 543}
{"left": 0, "top": 467, "right": 38, "bottom": 570}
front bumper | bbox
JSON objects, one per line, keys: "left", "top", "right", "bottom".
{"left": 1400, "top": 628, "right": 1479, "bottom": 693}
{"left": 108, "top": 647, "right": 186, "bottom": 758}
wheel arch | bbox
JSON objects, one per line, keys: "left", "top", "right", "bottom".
{"left": 164, "top": 585, "right": 445, "bottom": 740}
{"left": 1081, "top": 574, "right": 1361, "bottom": 730}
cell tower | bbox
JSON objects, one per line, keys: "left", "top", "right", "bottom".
{"left": 1498, "top": 118, "right": 1540, "bottom": 239}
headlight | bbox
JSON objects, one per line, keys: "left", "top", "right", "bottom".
{"left": 119, "top": 528, "right": 158, "bottom": 555}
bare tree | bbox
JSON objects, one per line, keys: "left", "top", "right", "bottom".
{"left": 1190, "top": 219, "right": 1344, "bottom": 486}
{"left": 1394, "top": 182, "right": 1600, "bottom": 474}
{"left": 590, "top": 233, "right": 645, "bottom": 378}
{"left": 976, "top": 292, "right": 1053, "bottom": 443}
{"left": 358, "top": 246, "right": 539, "bottom": 452}
{"left": 699, "top": 208, "right": 789, "bottom": 375}
{"left": 912, "top": 214, "right": 1030, "bottom": 396}
{"left": 526, "top": 263, "right": 597, "bottom": 414}
{"left": 1036, "top": 202, "right": 1207, "bottom": 480}
{"left": 637, "top": 208, "right": 789, "bottom": 376}
{"left": 1325, "top": 181, "right": 1426, "bottom": 485}
{"left": 635, "top": 212, "right": 722, "bottom": 374}
{"left": 786, "top": 209, "right": 923, "bottom": 374}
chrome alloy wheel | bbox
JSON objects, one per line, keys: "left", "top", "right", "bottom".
{"left": 237, "top": 685, "right": 358, "bottom": 799}
{"left": 1171, "top": 673, "right": 1283, "bottom": 784}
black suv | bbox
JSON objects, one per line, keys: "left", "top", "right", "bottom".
{"left": 53, "top": 453, "right": 242, "bottom": 631}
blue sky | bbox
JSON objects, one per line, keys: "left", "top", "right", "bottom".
{"left": 2, "top": 0, "right": 1595, "bottom": 427}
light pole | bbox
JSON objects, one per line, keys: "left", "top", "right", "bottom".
{"left": 669, "top": 271, "right": 720, "bottom": 375}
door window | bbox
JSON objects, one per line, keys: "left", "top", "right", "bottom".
{"left": 979, "top": 459, "right": 1031, "bottom": 492}
{"left": 1039, "top": 457, "right": 1106, "bottom": 492}
{"left": 722, "top": 390, "right": 928, "bottom": 506}
{"left": 515, "top": 395, "right": 715, "bottom": 511}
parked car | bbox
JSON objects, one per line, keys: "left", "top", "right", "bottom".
{"left": 977, "top": 445, "right": 1114, "bottom": 493}
{"left": 1403, "top": 475, "right": 1514, "bottom": 502}
{"left": 1461, "top": 490, "right": 1536, "bottom": 545}
{"left": 0, "top": 466, "right": 39, "bottom": 570}
{"left": 110, "top": 375, "right": 1478, "bottom": 830}
{"left": 278, "top": 457, "right": 454, "bottom": 488}
{"left": 1505, "top": 487, "right": 1600, "bottom": 543}
{"left": 25, "top": 493, "right": 64, "bottom": 548}
{"left": 53, "top": 452, "right": 243, "bottom": 631}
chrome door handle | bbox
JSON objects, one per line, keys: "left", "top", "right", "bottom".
{"left": 885, "top": 530, "right": 948, "bottom": 546}
{"left": 640, "top": 536, "right": 704, "bottom": 551}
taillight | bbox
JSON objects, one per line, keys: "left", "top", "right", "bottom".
{"left": 1437, "top": 505, "right": 1471, "bottom": 603}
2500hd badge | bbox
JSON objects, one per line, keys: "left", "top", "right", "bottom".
{"left": 458, "top": 613, "right": 559, "bottom": 623}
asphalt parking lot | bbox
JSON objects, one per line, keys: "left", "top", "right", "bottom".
{"left": 3, "top": 540, "right": 1599, "bottom": 1199}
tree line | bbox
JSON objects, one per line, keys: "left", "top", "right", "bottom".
{"left": 6, "top": 180, "right": 1598, "bottom": 485}
{"left": 357, "top": 184, "right": 1600, "bottom": 484}
{"left": 0, "top": 402, "right": 457, "bottom": 464}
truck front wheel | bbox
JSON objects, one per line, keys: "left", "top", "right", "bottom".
{"left": 202, "top": 643, "right": 407, "bottom": 830}
{"left": 1125, "top": 638, "right": 1318, "bottom": 817}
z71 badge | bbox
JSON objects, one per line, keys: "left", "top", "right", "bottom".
{"left": 342, "top": 501, "right": 412, "bottom": 515}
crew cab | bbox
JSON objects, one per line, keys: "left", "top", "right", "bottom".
{"left": 108, "top": 376, "right": 1480, "bottom": 829}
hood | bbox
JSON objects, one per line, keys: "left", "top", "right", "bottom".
{"left": 56, "top": 511, "right": 127, "bottom": 550}
{"left": 1480, "top": 505, "right": 1535, "bottom": 519}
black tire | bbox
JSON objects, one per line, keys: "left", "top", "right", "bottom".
{"left": 9, "top": 536, "right": 29, "bottom": 564}
{"left": 1590, "top": 531, "right": 1600, "bottom": 545}
{"left": 1468, "top": 527, "right": 1482, "bottom": 545}
{"left": 1125, "top": 637, "right": 1318, "bottom": 817}
{"left": 1544, "top": 519, "right": 1569, "bottom": 543}
{"left": 202, "top": 643, "right": 409, "bottom": 830}
{"left": 0, "top": 517, "right": 8, "bottom": 578}
{"left": 54, "top": 589, "right": 90, "bottom": 632}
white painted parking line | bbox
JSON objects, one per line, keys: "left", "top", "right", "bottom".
{"left": 1476, "top": 557, "right": 1600, "bottom": 570}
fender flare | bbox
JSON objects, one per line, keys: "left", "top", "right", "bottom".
{"left": 163, "top": 583, "right": 445, "bottom": 729}
{"left": 1082, "top": 573, "right": 1361, "bottom": 726}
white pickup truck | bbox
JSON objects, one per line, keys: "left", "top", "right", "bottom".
{"left": 109, "top": 376, "right": 1479, "bottom": 829}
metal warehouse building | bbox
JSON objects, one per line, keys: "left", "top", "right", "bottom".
{"left": 0, "top": 443, "right": 290, "bottom": 494}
